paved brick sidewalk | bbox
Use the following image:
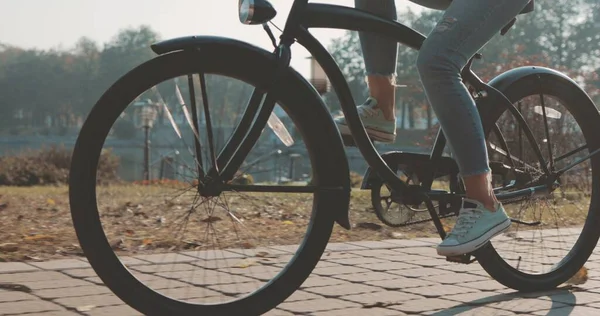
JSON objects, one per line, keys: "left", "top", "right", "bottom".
{"left": 2, "top": 238, "right": 600, "bottom": 315}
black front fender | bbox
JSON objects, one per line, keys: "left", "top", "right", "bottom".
{"left": 151, "top": 35, "right": 269, "bottom": 56}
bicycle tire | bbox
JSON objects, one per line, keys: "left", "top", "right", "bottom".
{"left": 69, "top": 42, "right": 350, "bottom": 315}
{"left": 475, "top": 72, "right": 600, "bottom": 292}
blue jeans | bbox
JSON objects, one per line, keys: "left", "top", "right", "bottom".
{"left": 355, "top": 0, "right": 531, "bottom": 177}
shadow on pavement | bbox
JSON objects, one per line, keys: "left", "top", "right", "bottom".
{"left": 429, "top": 287, "right": 577, "bottom": 315}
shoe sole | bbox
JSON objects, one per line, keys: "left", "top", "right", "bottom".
{"left": 337, "top": 123, "right": 395, "bottom": 143}
{"left": 436, "top": 219, "right": 512, "bottom": 257}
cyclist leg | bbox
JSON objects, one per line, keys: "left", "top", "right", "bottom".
{"left": 416, "top": 0, "right": 531, "bottom": 256}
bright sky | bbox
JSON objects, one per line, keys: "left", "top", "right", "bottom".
{"left": 0, "top": 0, "right": 424, "bottom": 76}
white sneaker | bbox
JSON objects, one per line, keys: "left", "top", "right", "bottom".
{"left": 437, "top": 198, "right": 511, "bottom": 257}
{"left": 334, "top": 97, "right": 396, "bottom": 143}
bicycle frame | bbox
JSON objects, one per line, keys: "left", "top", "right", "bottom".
{"left": 151, "top": 0, "right": 559, "bottom": 227}
{"left": 282, "top": 2, "right": 552, "bottom": 201}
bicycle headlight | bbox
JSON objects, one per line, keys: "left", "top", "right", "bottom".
{"left": 238, "top": 0, "right": 277, "bottom": 25}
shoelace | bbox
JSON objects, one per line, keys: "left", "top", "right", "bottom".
{"left": 448, "top": 207, "right": 483, "bottom": 237}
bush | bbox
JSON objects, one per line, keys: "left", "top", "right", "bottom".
{"left": 0, "top": 145, "right": 120, "bottom": 186}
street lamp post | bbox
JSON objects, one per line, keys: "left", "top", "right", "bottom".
{"left": 134, "top": 99, "right": 159, "bottom": 181}
{"left": 307, "top": 56, "right": 329, "bottom": 95}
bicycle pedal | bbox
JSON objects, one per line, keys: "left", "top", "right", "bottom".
{"left": 446, "top": 254, "right": 476, "bottom": 264}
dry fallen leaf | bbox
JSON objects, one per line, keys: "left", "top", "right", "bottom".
{"left": 46, "top": 198, "right": 56, "bottom": 206}
{"left": 565, "top": 266, "right": 588, "bottom": 285}
{"left": 282, "top": 220, "right": 294, "bottom": 225}
{"left": 232, "top": 258, "right": 257, "bottom": 268}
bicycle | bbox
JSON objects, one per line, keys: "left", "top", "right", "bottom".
{"left": 69, "top": 0, "right": 600, "bottom": 315}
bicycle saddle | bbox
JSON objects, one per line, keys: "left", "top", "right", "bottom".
{"left": 408, "top": 0, "right": 534, "bottom": 15}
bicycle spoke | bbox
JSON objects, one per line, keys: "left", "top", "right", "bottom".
{"left": 538, "top": 94, "right": 555, "bottom": 171}
{"left": 555, "top": 144, "right": 588, "bottom": 163}
{"left": 555, "top": 147, "right": 600, "bottom": 177}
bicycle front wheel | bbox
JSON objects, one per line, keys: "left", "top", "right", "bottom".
{"left": 69, "top": 42, "right": 350, "bottom": 316}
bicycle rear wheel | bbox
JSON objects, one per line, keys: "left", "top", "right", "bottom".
{"left": 476, "top": 72, "right": 600, "bottom": 292}
{"left": 69, "top": 43, "right": 350, "bottom": 315}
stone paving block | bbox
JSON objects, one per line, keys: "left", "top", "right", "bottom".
{"left": 53, "top": 293, "right": 124, "bottom": 308}
{"left": 116, "top": 256, "right": 152, "bottom": 266}
{"left": 312, "top": 265, "right": 371, "bottom": 276}
{"left": 444, "top": 291, "right": 516, "bottom": 305}
{"left": 462, "top": 280, "right": 508, "bottom": 291}
{"left": 407, "top": 258, "right": 452, "bottom": 267}
{"left": 325, "top": 256, "right": 389, "bottom": 266}
{"left": 346, "top": 240, "right": 404, "bottom": 249}
{"left": 311, "top": 307, "right": 404, "bottom": 316}
{"left": 62, "top": 268, "right": 98, "bottom": 278}
{"left": 29, "top": 259, "right": 90, "bottom": 270}
{"left": 304, "top": 283, "right": 381, "bottom": 297}
{"left": 133, "top": 253, "right": 198, "bottom": 263}
{"left": 21, "top": 278, "right": 93, "bottom": 290}
{"left": 487, "top": 298, "right": 566, "bottom": 314}
{"left": 0, "top": 271, "right": 69, "bottom": 283}
{"left": 381, "top": 239, "right": 438, "bottom": 247}
{"left": 325, "top": 242, "right": 367, "bottom": 252}
{"left": 347, "top": 249, "right": 401, "bottom": 258}
{"left": 424, "top": 305, "right": 516, "bottom": 315}
{"left": 397, "top": 247, "right": 445, "bottom": 257}
{"left": 27, "top": 311, "right": 81, "bottom": 316}
{"left": 262, "top": 308, "right": 296, "bottom": 316}
{"left": 36, "top": 285, "right": 112, "bottom": 299}
{"left": 180, "top": 250, "right": 246, "bottom": 260}
{"left": 333, "top": 271, "right": 396, "bottom": 283}
{"left": 0, "top": 300, "right": 64, "bottom": 315}
{"left": 84, "top": 276, "right": 104, "bottom": 285}
{"left": 300, "top": 276, "right": 348, "bottom": 288}
{"left": 130, "top": 263, "right": 198, "bottom": 273}
{"left": 391, "top": 298, "right": 461, "bottom": 314}
{"left": 369, "top": 276, "right": 437, "bottom": 290}
{"left": 539, "top": 290, "right": 600, "bottom": 305}
{"left": 421, "top": 272, "right": 488, "bottom": 285}
{"left": 381, "top": 254, "right": 438, "bottom": 263}
{"left": 320, "top": 251, "right": 362, "bottom": 260}
{"left": 403, "top": 284, "right": 480, "bottom": 298}
{"left": 533, "top": 305, "right": 600, "bottom": 315}
{"left": 83, "top": 304, "right": 143, "bottom": 316}
{"left": 0, "top": 262, "right": 39, "bottom": 273}
{"left": 341, "top": 290, "right": 422, "bottom": 305}
{"left": 285, "top": 290, "right": 323, "bottom": 302}
{"left": 278, "top": 298, "right": 361, "bottom": 313}
{"left": 357, "top": 261, "right": 420, "bottom": 272}
{"left": 434, "top": 262, "right": 487, "bottom": 273}
{"left": 389, "top": 267, "right": 451, "bottom": 278}
{"left": 0, "top": 290, "right": 38, "bottom": 303}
